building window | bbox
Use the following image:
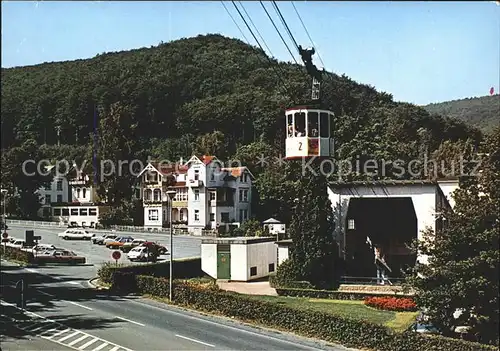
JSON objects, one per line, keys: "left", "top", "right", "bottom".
{"left": 56, "top": 180, "right": 63, "bottom": 191}
{"left": 347, "top": 219, "right": 355, "bottom": 230}
{"left": 239, "top": 209, "right": 248, "bottom": 222}
{"left": 148, "top": 209, "right": 159, "bottom": 221}
{"left": 221, "top": 212, "right": 229, "bottom": 223}
{"left": 210, "top": 213, "right": 215, "bottom": 222}
{"left": 194, "top": 189, "right": 199, "bottom": 201}
{"left": 71, "top": 208, "right": 79, "bottom": 215}
{"left": 53, "top": 208, "right": 61, "bottom": 216}
{"left": 194, "top": 210, "right": 199, "bottom": 221}
{"left": 76, "top": 188, "right": 81, "bottom": 198}
{"left": 294, "top": 112, "right": 306, "bottom": 136}
{"left": 269, "top": 263, "right": 275, "bottom": 273}
{"left": 79, "top": 208, "right": 88, "bottom": 216}
{"left": 62, "top": 208, "right": 69, "bottom": 216}
{"left": 209, "top": 192, "right": 216, "bottom": 201}
{"left": 45, "top": 194, "right": 51, "bottom": 204}
{"left": 45, "top": 184, "right": 51, "bottom": 190}
{"left": 82, "top": 188, "right": 87, "bottom": 198}
{"left": 239, "top": 189, "right": 248, "bottom": 202}
{"left": 57, "top": 195, "right": 63, "bottom": 203}
{"left": 320, "top": 112, "right": 330, "bottom": 138}
{"left": 153, "top": 189, "right": 161, "bottom": 201}
{"left": 250, "top": 266, "right": 257, "bottom": 276}
{"left": 194, "top": 169, "right": 199, "bottom": 181}
{"left": 89, "top": 208, "right": 97, "bottom": 216}
{"left": 134, "top": 188, "right": 140, "bottom": 199}
{"left": 210, "top": 170, "right": 215, "bottom": 181}
{"left": 308, "top": 112, "right": 319, "bottom": 137}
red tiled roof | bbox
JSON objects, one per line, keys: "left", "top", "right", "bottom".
{"left": 152, "top": 162, "right": 188, "bottom": 175}
{"left": 200, "top": 155, "right": 215, "bottom": 165}
{"left": 221, "top": 167, "right": 245, "bottom": 178}
{"left": 172, "top": 181, "right": 187, "bottom": 187}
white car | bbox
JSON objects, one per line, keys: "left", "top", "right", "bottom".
{"left": 127, "top": 246, "right": 151, "bottom": 262}
{"left": 24, "top": 243, "right": 57, "bottom": 254}
{"left": 58, "top": 229, "right": 94, "bottom": 240}
{"left": 7, "top": 240, "right": 26, "bottom": 249}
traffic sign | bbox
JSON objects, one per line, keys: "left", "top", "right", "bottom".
{"left": 112, "top": 251, "right": 121, "bottom": 260}
{"left": 2, "top": 232, "right": 8, "bottom": 239}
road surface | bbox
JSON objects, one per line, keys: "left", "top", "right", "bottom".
{"left": 0, "top": 261, "right": 352, "bottom": 351}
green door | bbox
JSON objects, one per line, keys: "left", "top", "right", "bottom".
{"left": 217, "top": 251, "right": 231, "bottom": 279}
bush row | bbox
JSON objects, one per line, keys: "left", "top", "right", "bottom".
{"left": 1, "top": 246, "right": 34, "bottom": 263}
{"left": 275, "top": 286, "right": 413, "bottom": 301}
{"left": 98, "top": 257, "right": 202, "bottom": 284}
{"left": 110, "top": 273, "right": 496, "bottom": 351}
{"left": 269, "top": 273, "right": 314, "bottom": 289}
{"left": 364, "top": 296, "right": 418, "bottom": 312}
{"left": 0, "top": 246, "right": 86, "bottom": 265}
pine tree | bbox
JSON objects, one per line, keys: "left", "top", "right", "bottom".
{"left": 407, "top": 127, "right": 499, "bottom": 345}
{"left": 280, "top": 159, "right": 338, "bottom": 289}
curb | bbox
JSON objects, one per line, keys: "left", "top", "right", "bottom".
{"left": 88, "top": 277, "right": 110, "bottom": 290}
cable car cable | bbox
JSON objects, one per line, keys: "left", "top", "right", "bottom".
{"left": 290, "top": 2, "right": 326, "bottom": 70}
{"left": 259, "top": 1, "right": 298, "bottom": 65}
{"left": 271, "top": 1, "right": 300, "bottom": 54}
{"left": 238, "top": 1, "right": 274, "bottom": 59}
{"left": 222, "top": 1, "right": 294, "bottom": 100}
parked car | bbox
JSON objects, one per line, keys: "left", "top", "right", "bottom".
{"left": 67, "top": 222, "right": 80, "bottom": 228}
{"left": 105, "top": 236, "right": 134, "bottom": 250}
{"left": 92, "top": 234, "right": 117, "bottom": 245}
{"left": 58, "top": 229, "right": 94, "bottom": 240}
{"left": 141, "top": 241, "right": 168, "bottom": 255}
{"left": 6, "top": 239, "right": 26, "bottom": 249}
{"left": 0, "top": 221, "right": 8, "bottom": 230}
{"left": 21, "top": 243, "right": 57, "bottom": 254}
{"left": 103, "top": 235, "right": 126, "bottom": 246}
{"left": 120, "top": 239, "right": 146, "bottom": 252}
{"left": 37, "top": 249, "right": 86, "bottom": 264}
{"left": 127, "top": 246, "right": 152, "bottom": 262}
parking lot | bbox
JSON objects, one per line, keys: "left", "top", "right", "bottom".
{"left": 4, "top": 226, "right": 202, "bottom": 266}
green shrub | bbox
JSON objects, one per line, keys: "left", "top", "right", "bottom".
{"left": 270, "top": 259, "right": 314, "bottom": 289}
{"left": 1, "top": 246, "right": 34, "bottom": 263}
{"left": 274, "top": 287, "right": 414, "bottom": 300}
{"left": 114, "top": 274, "right": 496, "bottom": 351}
{"left": 98, "top": 257, "right": 202, "bottom": 284}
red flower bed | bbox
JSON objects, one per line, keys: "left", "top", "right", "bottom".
{"left": 364, "top": 296, "right": 417, "bottom": 312}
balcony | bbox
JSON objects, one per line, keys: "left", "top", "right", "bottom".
{"left": 172, "top": 200, "right": 188, "bottom": 208}
{"left": 209, "top": 200, "right": 234, "bottom": 207}
{"left": 143, "top": 199, "right": 163, "bottom": 206}
{"left": 68, "top": 179, "right": 87, "bottom": 185}
{"left": 188, "top": 179, "right": 202, "bottom": 187}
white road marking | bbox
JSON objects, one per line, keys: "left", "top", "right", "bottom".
{"left": 0, "top": 299, "right": 133, "bottom": 351}
{"left": 78, "top": 338, "right": 99, "bottom": 349}
{"left": 91, "top": 342, "right": 109, "bottom": 351}
{"left": 58, "top": 330, "right": 80, "bottom": 342}
{"left": 127, "top": 298, "right": 325, "bottom": 351}
{"left": 175, "top": 334, "right": 215, "bottom": 347}
{"left": 25, "top": 268, "right": 38, "bottom": 273}
{"left": 115, "top": 316, "right": 145, "bottom": 326}
{"left": 66, "top": 281, "right": 81, "bottom": 285}
{"left": 109, "top": 346, "right": 120, "bottom": 351}
{"left": 68, "top": 301, "right": 93, "bottom": 311}
{"left": 68, "top": 334, "right": 90, "bottom": 346}
{"left": 36, "top": 289, "right": 56, "bottom": 297}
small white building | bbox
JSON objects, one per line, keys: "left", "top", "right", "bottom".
{"left": 50, "top": 204, "right": 111, "bottom": 227}
{"left": 201, "top": 237, "right": 277, "bottom": 281}
{"left": 275, "top": 239, "right": 293, "bottom": 266}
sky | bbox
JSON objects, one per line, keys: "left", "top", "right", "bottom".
{"left": 1, "top": 1, "right": 499, "bottom": 105}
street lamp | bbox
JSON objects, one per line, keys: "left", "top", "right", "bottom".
{"left": 1, "top": 189, "right": 7, "bottom": 233}
{"left": 166, "top": 189, "right": 177, "bottom": 301}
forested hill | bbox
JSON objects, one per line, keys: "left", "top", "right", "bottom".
{"left": 423, "top": 95, "right": 499, "bottom": 134}
{"left": 1, "top": 33, "right": 481, "bottom": 162}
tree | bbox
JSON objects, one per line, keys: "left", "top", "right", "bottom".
{"left": 90, "top": 102, "right": 139, "bottom": 205}
{"left": 275, "top": 160, "right": 338, "bottom": 289}
{"left": 406, "top": 126, "right": 499, "bottom": 345}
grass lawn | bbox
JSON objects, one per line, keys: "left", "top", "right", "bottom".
{"left": 247, "top": 295, "right": 418, "bottom": 333}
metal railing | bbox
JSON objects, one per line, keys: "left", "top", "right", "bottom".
{"left": 5, "top": 219, "right": 218, "bottom": 237}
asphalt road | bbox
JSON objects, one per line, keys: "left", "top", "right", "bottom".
{"left": 5, "top": 225, "right": 202, "bottom": 266}
{"left": 0, "top": 262, "right": 353, "bottom": 351}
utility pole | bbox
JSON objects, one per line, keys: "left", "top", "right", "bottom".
{"left": 56, "top": 126, "right": 61, "bottom": 146}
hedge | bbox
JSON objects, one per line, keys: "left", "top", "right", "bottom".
{"left": 274, "top": 286, "right": 414, "bottom": 301}
{"left": 98, "top": 257, "right": 202, "bottom": 284}
{"left": 1, "top": 246, "right": 85, "bottom": 265}
{"left": 1, "top": 246, "right": 34, "bottom": 263}
{"left": 110, "top": 273, "right": 497, "bottom": 351}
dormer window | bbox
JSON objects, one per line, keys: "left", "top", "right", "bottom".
{"left": 82, "top": 188, "right": 87, "bottom": 199}
{"left": 194, "top": 170, "right": 199, "bottom": 181}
